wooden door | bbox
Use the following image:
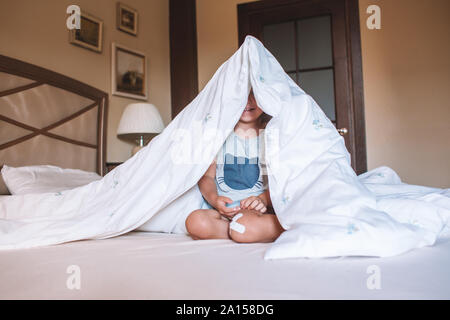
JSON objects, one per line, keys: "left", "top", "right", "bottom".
{"left": 238, "top": 0, "right": 367, "bottom": 174}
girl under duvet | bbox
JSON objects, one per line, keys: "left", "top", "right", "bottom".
{"left": 185, "top": 90, "right": 285, "bottom": 243}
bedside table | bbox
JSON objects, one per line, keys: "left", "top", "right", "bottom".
{"left": 105, "top": 162, "right": 123, "bottom": 174}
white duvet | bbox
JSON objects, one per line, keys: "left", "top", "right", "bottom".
{"left": 0, "top": 36, "right": 449, "bottom": 259}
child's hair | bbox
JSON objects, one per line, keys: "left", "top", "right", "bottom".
{"left": 258, "top": 112, "right": 272, "bottom": 128}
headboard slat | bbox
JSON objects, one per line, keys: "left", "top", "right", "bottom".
{"left": 0, "top": 55, "right": 108, "bottom": 175}
{"left": 0, "top": 81, "right": 43, "bottom": 98}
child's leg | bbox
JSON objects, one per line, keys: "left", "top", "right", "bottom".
{"left": 185, "top": 209, "right": 230, "bottom": 240}
{"left": 228, "top": 209, "right": 284, "bottom": 243}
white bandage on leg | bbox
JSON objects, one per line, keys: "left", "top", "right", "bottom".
{"left": 229, "top": 213, "right": 246, "bottom": 234}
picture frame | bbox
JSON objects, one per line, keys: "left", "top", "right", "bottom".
{"left": 112, "top": 43, "right": 147, "bottom": 100}
{"left": 69, "top": 11, "right": 103, "bottom": 53}
{"left": 116, "top": 2, "right": 138, "bottom": 36}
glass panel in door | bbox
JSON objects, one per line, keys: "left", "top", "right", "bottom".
{"left": 262, "top": 15, "right": 336, "bottom": 123}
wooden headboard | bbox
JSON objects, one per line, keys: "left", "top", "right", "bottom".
{"left": 0, "top": 55, "right": 108, "bottom": 175}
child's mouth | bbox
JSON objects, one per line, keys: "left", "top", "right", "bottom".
{"left": 244, "top": 107, "right": 255, "bottom": 112}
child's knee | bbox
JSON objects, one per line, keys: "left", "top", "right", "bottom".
{"left": 185, "top": 210, "right": 210, "bottom": 239}
{"left": 228, "top": 212, "right": 258, "bottom": 243}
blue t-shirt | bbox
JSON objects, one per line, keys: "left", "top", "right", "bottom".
{"left": 214, "top": 130, "right": 267, "bottom": 207}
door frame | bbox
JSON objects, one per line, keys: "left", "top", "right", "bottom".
{"left": 169, "top": 0, "right": 199, "bottom": 118}
{"left": 238, "top": 0, "right": 367, "bottom": 174}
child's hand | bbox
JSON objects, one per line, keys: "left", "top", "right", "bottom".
{"left": 212, "top": 196, "right": 240, "bottom": 217}
{"left": 240, "top": 196, "right": 267, "bottom": 213}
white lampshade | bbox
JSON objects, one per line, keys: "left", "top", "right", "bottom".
{"left": 117, "top": 103, "right": 165, "bottom": 140}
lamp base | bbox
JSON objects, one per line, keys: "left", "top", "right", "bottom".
{"left": 131, "top": 135, "right": 146, "bottom": 156}
{"left": 132, "top": 145, "right": 143, "bottom": 156}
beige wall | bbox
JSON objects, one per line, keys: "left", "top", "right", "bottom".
{"left": 359, "top": 0, "right": 450, "bottom": 188}
{"left": 197, "top": 0, "right": 450, "bottom": 187}
{"left": 196, "top": 0, "right": 256, "bottom": 90}
{"left": 0, "top": 0, "right": 171, "bottom": 162}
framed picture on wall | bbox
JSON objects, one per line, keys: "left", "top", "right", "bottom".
{"left": 116, "top": 2, "right": 138, "bottom": 36}
{"left": 69, "top": 11, "right": 103, "bottom": 53}
{"left": 112, "top": 43, "right": 147, "bottom": 100}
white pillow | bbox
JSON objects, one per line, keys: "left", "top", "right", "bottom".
{"left": 1, "top": 165, "right": 101, "bottom": 195}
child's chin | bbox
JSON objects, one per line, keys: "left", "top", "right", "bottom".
{"left": 239, "top": 115, "right": 258, "bottom": 123}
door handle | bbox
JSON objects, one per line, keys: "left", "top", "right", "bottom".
{"left": 337, "top": 128, "right": 348, "bottom": 136}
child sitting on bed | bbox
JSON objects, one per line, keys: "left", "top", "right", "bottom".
{"left": 185, "top": 90, "right": 285, "bottom": 243}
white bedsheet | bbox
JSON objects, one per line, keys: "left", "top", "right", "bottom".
{"left": 0, "top": 231, "right": 449, "bottom": 299}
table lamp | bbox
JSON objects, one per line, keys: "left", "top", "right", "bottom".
{"left": 117, "top": 103, "right": 165, "bottom": 156}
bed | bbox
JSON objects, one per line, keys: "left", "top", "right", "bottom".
{"left": 1, "top": 55, "right": 449, "bottom": 300}
{"left": 0, "top": 231, "right": 449, "bottom": 299}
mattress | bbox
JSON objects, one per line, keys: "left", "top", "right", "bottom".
{"left": 0, "top": 231, "right": 449, "bottom": 299}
